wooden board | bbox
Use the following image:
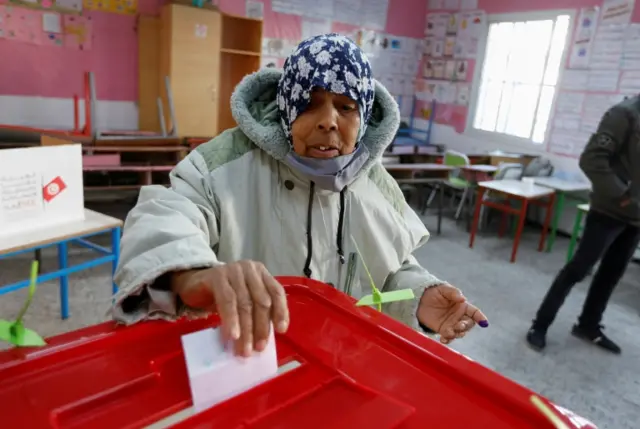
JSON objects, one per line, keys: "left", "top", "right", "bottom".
{"left": 161, "top": 5, "right": 221, "bottom": 138}
{"left": 138, "top": 16, "right": 161, "bottom": 133}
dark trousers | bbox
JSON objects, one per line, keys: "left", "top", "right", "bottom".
{"left": 534, "top": 210, "right": 640, "bottom": 330}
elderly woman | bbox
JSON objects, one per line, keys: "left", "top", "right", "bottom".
{"left": 113, "top": 34, "right": 488, "bottom": 356}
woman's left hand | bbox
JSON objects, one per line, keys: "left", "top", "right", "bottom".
{"left": 417, "top": 284, "right": 488, "bottom": 345}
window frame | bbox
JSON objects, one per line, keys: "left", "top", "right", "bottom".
{"left": 465, "top": 9, "right": 576, "bottom": 150}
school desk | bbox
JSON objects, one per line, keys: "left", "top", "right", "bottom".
{"left": 0, "top": 209, "right": 122, "bottom": 319}
{"left": 533, "top": 177, "right": 591, "bottom": 253}
{"left": 385, "top": 163, "right": 455, "bottom": 235}
{"left": 459, "top": 165, "right": 499, "bottom": 230}
{"left": 469, "top": 180, "right": 556, "bottom": 263}
{"left": 0, "top": 276, "right": 597, "bottom": 429}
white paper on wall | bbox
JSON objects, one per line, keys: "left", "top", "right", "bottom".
{"left": 456, "top": 83, "right": 470, "bottom": 105}
{"left": 333, "top": 0, "right": 362, "bottom": 25}
{"left": 271, "top": 0, "right": 305, "bottom": 15}
{"left": 601, "top": 0, "right": 635, "bottom": 25}
{"left": 301, "top": 18, "right": 331, "bottom": 40}
{"left": 568, "top": 7, "right": 598, "bottom": 69}
{"left": 587, "top": 70, "right": 620, "bottom": 91}
{"left": 555, "top": 92, "right": 585, "bottom": 115}
{"left": 548, "top": 129, "right": 577, "bottom": 156}
{"left": 560, "top": 69, "right": 589, "bottom": 90}
{"left": 619, "top": 70, "right": 640, "bottom": 92}
{"left": 245, "top": 0, "right": 264, "bottom": 19}
{"left": 426, "top": 13, "right": 449, "bottom": 38}
{"left": 304, "top": 0, "right": 334, "bottom": 20}
{"left": 589, "top": 24, "right": 624, "bottom": 69}
{"left": 361, "top": 0, "right": 389, "bottom": 30}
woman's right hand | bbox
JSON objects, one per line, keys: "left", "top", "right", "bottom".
{"left": 171, "top": 261, "right": 289, "bottom": 357}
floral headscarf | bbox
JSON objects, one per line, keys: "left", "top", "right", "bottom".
{"left": 277, "top": 33, "right": 375, "bottom": 144}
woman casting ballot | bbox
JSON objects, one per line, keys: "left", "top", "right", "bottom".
{"left": 112, "top": 34, "right": 489, "bottom": 355}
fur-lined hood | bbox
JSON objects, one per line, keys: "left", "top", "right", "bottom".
{"left": 230, "top": 68, "right": 400, "bottom": 179}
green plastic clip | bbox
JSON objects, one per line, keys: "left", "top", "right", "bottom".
{"left": 350, "top": 236, "right": 415, "bottom": 311}
{"left": 0, "top": 261, "right": 47, "bottom": 347}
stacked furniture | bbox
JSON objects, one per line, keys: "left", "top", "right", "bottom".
{"left": 138, "top": 5, "right": 263, "bottom": 139}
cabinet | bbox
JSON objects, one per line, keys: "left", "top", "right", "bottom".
{"left": 138, "top": 5, "right": 262, "bottom": 138}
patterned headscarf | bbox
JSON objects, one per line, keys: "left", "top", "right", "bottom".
{"left": 277, "top": 33, "right": 375, "bottom": 144}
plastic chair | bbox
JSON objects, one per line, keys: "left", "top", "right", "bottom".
{"left": 521, "top": 157, "right": 554, "bottom": 178}
{"left": 426, "top": 150, "right": 471, "bottom": 220}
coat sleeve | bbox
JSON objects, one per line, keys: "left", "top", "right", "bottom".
{"left": 111, "top": 150, "right": 222, "bottom": 324}
{"left": 579, "top": 105, "right": 631, "bottom": 199}
{"left": 382, "top": 202, "right": 444, "bottom": 331}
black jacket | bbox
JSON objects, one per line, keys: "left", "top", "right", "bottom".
{"left": 579, "top": 96, "right": 640, "bottom": 225}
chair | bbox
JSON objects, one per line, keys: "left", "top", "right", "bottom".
{"left": 479, "top": 163, "right": 524, "bottom": 229}
{"left": 521, "top": 157, "right": 554, "bottom": 178}
{"left": 425, "top": 150, "right": 471, "bottom": 220}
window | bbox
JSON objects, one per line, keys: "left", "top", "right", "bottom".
{"left": 472, "top": 13, "right": 571, "bottom": 143}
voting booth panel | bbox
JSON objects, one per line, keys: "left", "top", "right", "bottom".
{"left": 0, "top": 143, "right": 84, "bottom": 238}
{"left": 0, "top": 277, "right": 597, "bottom": 429}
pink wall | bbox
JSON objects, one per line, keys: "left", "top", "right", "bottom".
{"left": 0, "top": 0, "right": 425, "bottom": 101}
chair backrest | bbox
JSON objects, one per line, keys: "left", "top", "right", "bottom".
{"left": 443, "top": 150, "right": 470, "bottom": 167}
{"left": 494, "top": 162, "right": 524, "bottom": 180}
{"left": 522, "top": 157, "right": 554, "bottom": 178}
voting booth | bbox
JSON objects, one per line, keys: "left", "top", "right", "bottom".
{"left": 0, "top": 277, "right": 597, "bottom": 429}
{"left": 0, "top": 140, "right": 84, "bottom": 238}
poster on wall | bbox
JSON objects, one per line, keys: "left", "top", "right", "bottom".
{"left": 600, "top": 0, "right": 635, "bottom": 25}
{"left": 83, "top": 0, "right": 136, "bottom": 15}
{"left": 0, "top": 5, "right": 92, "bottom": 49}
{"left": 246, "top": 0, "right": 264, "bottom": 19}
{"left": 568, "top": 7, "right": 599, "bottom": 69}
{"left": 426, "top": 13, "right": 448, "bottom": 38}
{"left": 8, "top": 0, "right": 82, "bottom": 14}
{"left": 622, "top": 24, "right": 640, "bottom": 69}
{"left": 454, "top": 10, "right": 485, "bottom": 58}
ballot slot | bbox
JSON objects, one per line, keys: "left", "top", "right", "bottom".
{"left": 144, "top": 359, "right": 303, "bottom": 429}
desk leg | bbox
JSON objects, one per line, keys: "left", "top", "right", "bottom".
{"left": 538, "top": 193, "right": 556, "bottom": 252}
{"left": 58, "top": 241, "right": 70, "bottom": 319}
{"left": 469, "top": 187, "right": 485, "bottom": 248}
{"left": 111, "top": 226, "right": 121, "bottom": 295}
{"left": 437, "top": 181, "right": 444, "bottom": 235}
{"left": 465, "top": 184, "right": 474, "bottom": 232}
{"left": 511, "top": 198, "right": 529, "bottom": 263}
{"left": 546, "top": 191, "right": 565, "bottom": 252}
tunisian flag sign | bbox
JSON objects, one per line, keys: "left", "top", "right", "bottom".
{"left": 43, "top": 176, "right": 67, "bottom": 202}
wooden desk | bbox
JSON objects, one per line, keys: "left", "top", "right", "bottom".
{"left": 385, "top": 164, "right": 454, "bottom": 235}
{"left": 0, "top": 209, "right": 123, "bottom": 319}
{"left": 534, "top": 177, "right": 591, "bottom": 252}
{"left": 384, "top": 163, "right": 453, "bottom": 173}
{"left": 84, "top": 145, "right": 188, "bottom": 153}
{"left": 469, "top": 180, "right": 556, "bottom": 263}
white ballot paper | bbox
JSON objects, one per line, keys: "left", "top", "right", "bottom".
{"left": 181, "top": 326, "right": 278, "bottom": 412}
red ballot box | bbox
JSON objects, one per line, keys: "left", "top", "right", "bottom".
{"left": 0, "top": 277, "right": 597, "bottom": 429}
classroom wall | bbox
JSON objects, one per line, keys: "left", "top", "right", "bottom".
{"left": 420, "top": 0, "right": 640, "bottom": 179}
{"left": 0, "top": 0, "right": 425, "bottom": 131}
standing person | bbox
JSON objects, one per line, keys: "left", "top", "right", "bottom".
{"left": 111, "top": 34, "right": 489, "bottom": 357}
{"left": 527, "top": 97, "right": 640, "bottom": 354}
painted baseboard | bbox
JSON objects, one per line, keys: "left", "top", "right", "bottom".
{"left": 0, "top": 95, "right": 138, "bottom": 132}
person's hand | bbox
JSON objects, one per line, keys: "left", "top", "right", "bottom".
{"left": 621, "top": 198, "right": 632, "bottom": 207}
{"left": 417, "top": 284, "right": 488, "bottom": 345}
{"left": 171, "top": 261, "right": 289, "bottom": 356}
